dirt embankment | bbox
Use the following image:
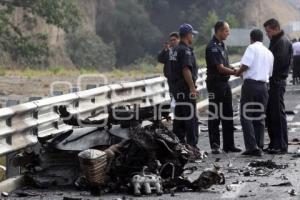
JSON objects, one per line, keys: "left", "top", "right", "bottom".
{"left": 243, "top": 0, "right": 300, "bottom": 29}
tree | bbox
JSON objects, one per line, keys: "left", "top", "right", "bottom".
{"left": 66, "top": 31, "right": 116, "bottom": 70}
{"left": 200, "top": 11, "right": 219, "bottom": 43}
{"left": 226, "top": 14, "right": 240, "bottom": 28}
{"left": 0, "top": 0, "right": 81, "bottom": 67}
{"left": 96, "top": 0, "right": 162, "bottom": 67}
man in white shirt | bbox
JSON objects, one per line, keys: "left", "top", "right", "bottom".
{"left": 292, "top": 38, "right": 300, "bottom": 84}
{"left": 236, "top": 29, "right": 274, "bottom": 156}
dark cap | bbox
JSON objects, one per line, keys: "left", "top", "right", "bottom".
{"left": 179, "top": 23, "right": 199, "bottom": 36}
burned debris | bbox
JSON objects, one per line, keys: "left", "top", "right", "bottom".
{"left": 248, "top": 160, "right": 288, "bottom": 170}
{"left": 10, "top": 103, "right": 225, "bottom": 197}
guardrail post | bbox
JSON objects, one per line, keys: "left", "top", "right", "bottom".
{"left": 5, "top": 100, "right": 20, "bottom": 178}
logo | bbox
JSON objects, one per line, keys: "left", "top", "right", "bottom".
{"left": 169, "top": 49, "right": 177, "bottom": 61}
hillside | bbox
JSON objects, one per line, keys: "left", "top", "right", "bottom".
{"left": 243, "top": 0, "right": 300, "bottom": 29}
{"left": 1, "top": 0, "right": 300, "bottom": 70}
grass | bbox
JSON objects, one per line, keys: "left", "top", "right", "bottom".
{"left": 0, "top": 54, "right": 241, "bottom": 79}
{"left": 0, "top": 66, "right": 98, "bottom": 78}
{"left": 0, "top": 64, "right": 163, "bottom": 79}
{"left": 0, "top": 156, "right": 5, "bottom": 181}
{"left": 0, "top": 156, "right": 5, "bottom": 166}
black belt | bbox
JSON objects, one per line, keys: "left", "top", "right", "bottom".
{"left": 244, "top": 79, "right": 266, "bottom": 85}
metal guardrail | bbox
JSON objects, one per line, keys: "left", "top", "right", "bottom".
{"left": 0, "top": 63, "right": 241, "bottom": 157}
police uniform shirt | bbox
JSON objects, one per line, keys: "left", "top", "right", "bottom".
{"left": 205, "top": 36, "right": 230, "bottom": 81}
{"left": 171, "top": 41, "right": 198, "bottom": 96}
{"left": 241, "top": 41, "right": 274, "bottom": 82}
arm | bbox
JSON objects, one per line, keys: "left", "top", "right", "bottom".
{"left": 207, "top": 45, "right": 236, "bottom": 75}
{"left": 182, "top": 67, "right": 198, "bottom": 97}
{"left": 236, "top": 65, "right": 249, "bottom": 77}
{"left": 157, "top": 43, "right": 170, "bottom": 64}
{"left": 157, "top": 49, "right": 168, "bottom": 64}
{"left": 216, "top": 64, "right": 236, "bottom": 75}
{"left": 239, "top": 45, "right": 254, "bottom": 77}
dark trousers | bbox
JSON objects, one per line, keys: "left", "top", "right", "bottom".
{"left": 173, "top": 98, "right": 199, "bottom": 147}
{"left": 206, "top": 81, "right": 235, "bottom": 150}
{"left": 266, "top": 79, "right": 288, "bottom": 150}
{"left": 240, "top": 80, "right": 268, "bottom": 151}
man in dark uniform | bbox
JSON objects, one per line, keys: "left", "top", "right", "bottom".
{"left": 264, "top": 19, "right": 293, "bottom": 154}
{"left": 171, "top": 23, "right": 199, "bottom": 147}
{"left": 205, "top": 21, "right": 242, "bottom": 154}
{"left": 158, "top": 32, "right": 180, "bottom": 95}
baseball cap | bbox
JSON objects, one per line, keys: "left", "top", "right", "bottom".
{"left": 179, "top": 23, "right": 199, "bottom": 35}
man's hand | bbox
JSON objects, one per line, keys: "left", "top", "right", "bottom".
{"left": 182, "top": 67, "right": 199, "bottom": 99}
{"left": 164, "top": 42, "right": 170, "bottom": 51}
{"left": 190, "top": 87, "right": 200, "bottom": 99}
{"left": 217, "top": 64, "right": 238, "bottom": 76}
{"left": 235, "top": 65, "right": 249, "bottom": 77}
{"left": 235, "top": 69, "right": 242, "bottom": 77}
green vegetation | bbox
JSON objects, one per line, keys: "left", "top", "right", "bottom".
{"left": 66, "top": 31, "right": 116, "bottom": 70}
{"left": 0, "top": 0, "right": 247, "bottom": 71}
{"left": 0, "top": 0, "right": 80, "bottom": 67}
{"left": 0, "top": 53, "right": 241, "bottom": 78}
{"left": 96, "top": 0, "right": 162, "bottom": 66}
{"left": 0, "top": 156, "right": 5, "bottom": 181}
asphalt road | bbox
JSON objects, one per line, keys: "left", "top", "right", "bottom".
{"left": 6, "top": 82, "right": 300, "bottom": 200}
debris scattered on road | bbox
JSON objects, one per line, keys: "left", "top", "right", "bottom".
{"left": 227, "top": 160, "right": 233, "bottom": 168}
{"left": 15, "top": 191, "right": 39, "bottom": 197}
{"left": 12, "top": 105, "right": 227, "bottom": 197}
{"left": 190, "top": 165, "right": 225, "bottom": 191}
{"left": 270, "top": 182, "right": 293, "bottom": 187}
{"left": 78, "top": 149, "right": 107, "bottom": 186}
{"left": 259, "top": 183, "right": 269, "bottom": 187}
{"left": 131, "top": 166, "right": 163, "bottom": 196}
{"left": 63, "top": 197, "right": 82, "bottom": 200}
{"left": 288, "top": 189, "right": 297, "bottom": 196}
{"left": 239, "top": 194, "right": 256, "bottom": 198}
{"left": 248, "top": 160, "right": 288, "bottom": 169}
{"left": 226, "top": 184, "right": 234, "bottom": 191}
{"left": 277, "top": 174, "right": 289, "bottom": 180}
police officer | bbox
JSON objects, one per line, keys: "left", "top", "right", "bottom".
{"left": 171, "top": 24, "right": 199, "bottom": 147}
{"left": 264, "top": 19, "right": 292, "bottom": 154}
{"left": 158, "top": 32, "right": 180, "bottom": 95}
{"left": 205, "top": 21, "right": 241, "bottom": 154}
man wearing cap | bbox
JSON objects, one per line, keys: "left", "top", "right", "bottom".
{"left": 205, "top": 21, "right": 242, "bottom": 154}
{"left": 171, "top": 23, "right": 199, "bottom": 147}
